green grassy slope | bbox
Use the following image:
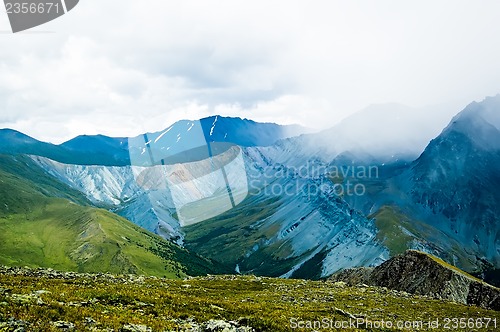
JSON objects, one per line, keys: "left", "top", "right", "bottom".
{"left": 0, "top": 155, "right": 90, "bottom": 212}
{"left": 184, "top": 194, "right": 307, "bottom": 277}
{"left": 370, "top": 206, "right": 415, "bottom": 256}
{"left": 0, "top": 154, "right": 227, "bottom": 277}
{"left": 370, "top": 205, "right": 483, "bottom": 272}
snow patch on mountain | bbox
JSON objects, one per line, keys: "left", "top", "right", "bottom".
{"left": 209, "top": 116, "right": 218, "bottom": 136}
{"left": 154, "top": 125, "right": 173, "bottom": 143}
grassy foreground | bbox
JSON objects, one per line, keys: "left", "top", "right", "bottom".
{"left": 1, "top": 267, "right": 500, "bottom": 331}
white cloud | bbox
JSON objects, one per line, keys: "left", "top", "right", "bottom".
{"left": 1, "top": 0, "right": 500, "bottom": 143}
{"left": 213, "top": 95, "right": 332, "bottom": 128}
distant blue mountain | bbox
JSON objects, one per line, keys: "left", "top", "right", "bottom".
{"left": 61, "top": 134, "right": 130, "bottom": 165}
{"left": 198, "top": 116, "right": 306, "bottom": 147}
{"left": 0, "top": 129, "right": 70, "bottom": 163}
{"left": 61, "top": 134, "right": 129, "bottom": 153}
{"left": 408, "top": 95, "right": 500, "bottom": 267}
{"left": 0, "top": 116, "right": 308, "bottom": 166}
{"left": 128, "top": 116, "right": 308, "bottom": 166}
{"left": 0, "top": 129, "right": 130, "bottom": 166}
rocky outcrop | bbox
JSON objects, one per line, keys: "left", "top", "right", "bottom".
{"left": 328, "top": 266, "right": 373, "bottom": 286}
{"left": 329, "top": 250, "right": 500, "bottom": 310}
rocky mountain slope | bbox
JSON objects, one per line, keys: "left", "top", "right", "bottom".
{"left": 183, "top": 147, "right": 389, "bottom": 278}
{"left": 341, "top": 95, "right": 500, "bottom": 276}
{"left": 315, "top": 95, "right": 500, "bottom": 279}
{"left": 30, "top": 149, "right": 390, "bottom": 278}
{"left": 406, "top": 95, "right": 500, "bottom": 267}
{"left": 330, "top": 250, "right": 500, "bottom": 311}
{"left": 180, "top": 95, "right": 500, "bottom": 278}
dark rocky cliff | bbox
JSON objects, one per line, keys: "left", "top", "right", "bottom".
{"left": 330, "top": 250, "right": 500, "bottom": 310}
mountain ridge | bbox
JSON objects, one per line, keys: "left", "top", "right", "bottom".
{"left": 0, "top": 116, "right": 308, "bottom": 166}
{"left": 330, "top": 250, "right": 500, "bottom": 311}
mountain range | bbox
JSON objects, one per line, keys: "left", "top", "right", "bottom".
{"left": 1, "top": 96, "right": 500, "bottom": 286}
{"left": 0, "top": 116, "right": 307, "bottom": 167}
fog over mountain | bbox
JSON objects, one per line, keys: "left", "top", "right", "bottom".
{"left": 257, "top": 102, "right": 459, "bottom": 167}
{"left": 307, "top": 102, "right": 459, "bottom": 160}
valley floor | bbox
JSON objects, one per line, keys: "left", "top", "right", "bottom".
{"left": 1, "top": 267, "right": 500, "bottom": 331}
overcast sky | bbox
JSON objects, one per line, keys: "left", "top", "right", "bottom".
{"left": 1, "top": 0, "right": 500, "bottom": 143}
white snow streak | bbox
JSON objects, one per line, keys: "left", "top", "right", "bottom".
{"left": 154, "top": 125, "right": 174, "bottom": 143}
{"left": 209, "top": 116, "right": 218, "bottom": 136}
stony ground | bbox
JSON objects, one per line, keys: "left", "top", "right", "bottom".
{"left": 1, "top": 266, "right": 500, "bottom": 331}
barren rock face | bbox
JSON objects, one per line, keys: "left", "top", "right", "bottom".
{"left": 330, "top": 250, "right": 500, "bottom": 311}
